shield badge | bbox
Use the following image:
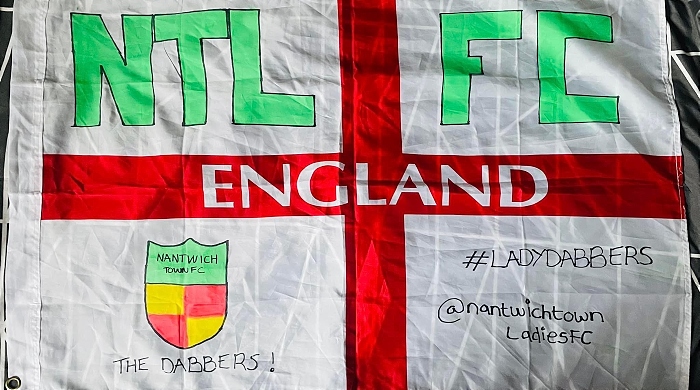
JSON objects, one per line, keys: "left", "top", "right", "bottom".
{"left": 145, "top": 239, "right": 228, "bottom": 349}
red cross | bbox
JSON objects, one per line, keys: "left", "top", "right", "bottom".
{"left": 42, "top": 0, "right": 683, "bottom": 388}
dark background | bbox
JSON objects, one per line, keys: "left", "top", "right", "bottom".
{"left": 668, "top": 1, "right": 700, "bottom": 388}
{"left": 2, "top": 0, "right": 700, "bottom": 386}
{"left": 0, "top": 0, "right": 11, "bottom": 205}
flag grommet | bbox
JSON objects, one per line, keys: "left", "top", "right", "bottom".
{"left": 4, "top": 376, "right": 20, "bottom": 389}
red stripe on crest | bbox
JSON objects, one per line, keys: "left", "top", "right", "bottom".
{"left": 148, "top": 314, "right": 188, "bottom": 349}
{"left": 184, "top": 285, "right": 227, "bottom": 317}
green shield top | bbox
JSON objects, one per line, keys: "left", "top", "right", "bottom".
{"left": 146, "top": 239, "right": 228, "bottom": 285}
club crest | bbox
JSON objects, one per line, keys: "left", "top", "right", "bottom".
{"left": 145, "top": 239, "right": 228, "bottom": 349}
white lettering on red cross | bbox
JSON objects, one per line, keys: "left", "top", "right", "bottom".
{"left": 198, "top": 162, "right": 547, "bottom": 209}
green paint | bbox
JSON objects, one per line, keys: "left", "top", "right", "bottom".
{"left": 146, "top": 239, "right": 228, "bottom": 285}
{"left": 440, "top": 11, "right": 522, "bottom": 125}
{"left": 230, "top": 10, "right": 315, "bottom": 126}
{"left": 154, "top": 10, "right": 228, "bottom": 126}
{"left": 71, "top": 14, "right": 155, "bottom": 127}
{"left": 72, "top": 10, "right": 316, "bottom": 128}
{"left": 538, "top": 12, "right": 619, "bottom": 123}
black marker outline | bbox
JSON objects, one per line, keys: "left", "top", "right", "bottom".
{"left": 70, "top": 13, "right": 156, "bottom": 128}
{"left": 439, "top": 10, "right": 523, "bottom": 126}
{"left": 536, "top": 10, "right": 621, "bottom": 124}
{"left": 71, "top": 9, "right": 318, "bottom": 128}
{"left": 144, "top": 238, "right": 229, "bottom": 350}
{"left": 153, "top": 9, "right": 229, "bottom": 127}
{"left": 229, "top": 9, "right": 317, "bottom": 127}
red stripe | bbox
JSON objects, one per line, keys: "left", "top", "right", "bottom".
{"left": 184, "top": 285, "right": 227, "bottom": 318}
{"left": 42, "top": 154, "right": 683, "bottom": 220}
{"left": 343, "top": 0, "right": 407, "bottom": 387}
{"left": 400, "top": 154, "right": 684, "bottom": 219}
{"left": 338, "top": 0, "right": 358, "bottom": 385}
{"left": 42, "top": 154, "right": 342, "bottom": 220}
{"left": 147, "top": 314, "right": 188, "bottom": 349}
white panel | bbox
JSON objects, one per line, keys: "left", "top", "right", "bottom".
{"left": 36, "top": 217, "right": 346, "bottom": 390}
{"left": 405, "top": 215, "right": 689, "bottom": 389}
{"left": 397, "top": 0, "right": 679, "bottom": 156}
{"left": 42, "top": 0, "right": 341, "bottom": 156}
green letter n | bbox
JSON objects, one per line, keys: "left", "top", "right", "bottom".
{"left": 230, "top": 10, "right": 315, "bottom": 126}
{"left": 71, "top": 14, "right": 155, "bottom": 127}
{"left": 441, "top": 11, "right": 522, "bottom": 125}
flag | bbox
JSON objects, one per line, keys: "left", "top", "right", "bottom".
{"left": 5, "top": 0, "right": 690, "bottom": 389}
